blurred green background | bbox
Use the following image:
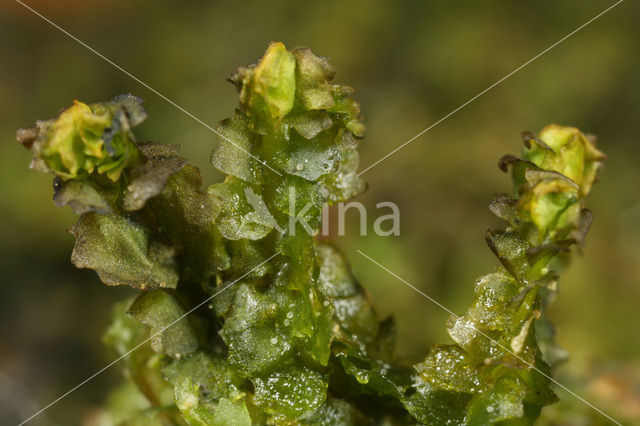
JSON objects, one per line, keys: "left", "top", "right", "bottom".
{"left": 1, "top": 0, "right": 638, "bottom": 424}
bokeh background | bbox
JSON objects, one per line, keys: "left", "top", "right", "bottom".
{"left": 1, "top": 0, "right": 639, "bottom": 424}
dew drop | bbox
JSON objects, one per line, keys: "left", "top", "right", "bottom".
{"left": 355, "top": 371, "right": 369, "bottom": 384}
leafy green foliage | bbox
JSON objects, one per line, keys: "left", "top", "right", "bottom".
{"left": 18, "top": 95, "right": 145, "bottom": 182}
{"left": 18, "top": 42, "right": 605, "bottom": 425}
{"left": 70, "top": 213, "right": 180, "bottom": 290}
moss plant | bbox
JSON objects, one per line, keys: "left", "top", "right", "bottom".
{"left": 17, "top": 42, "right": 605, "bottom": 425}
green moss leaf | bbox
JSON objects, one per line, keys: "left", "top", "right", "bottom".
{"left": 211, "top": 116, "right": 257, "bottom": 183}
{"left": 402, "top": 381, "right": 470, "bottom": 426}
{"left": 251, "top": 363, "right": 328, "bottom": 419}
{"left": 327, "top": 85, "right": 365, "bottom": 137}
{"left": 288, "top": 110, "right": 334, "bottom": 140}
{"left": 414, "top": 344, "right": 480, "bottom": 394}
{"left": 151, "top": 165, "right": 220, "bottom": 237}
{"left": 53, "top": 178, "right": 115, "bottom": 214}
{"left": 518, "top": 169, "right": 581, "bottom": 234}
{"left": 123, "top": 142, "right": 187, "bottom": 211}
{"left": 128, "top": 289, "right": 199, "bottom": 358}
{"left": 163, "top": 351, "right": 251, "bottom": 426}
{"left": 466, "top": 373, "right": 527, "bottom": 425}
{"left": 22, "top": 96, "right": 144, "bottom": 182}
{"left": 465, "top": 271, "right": 520, "bottom": 333}
{"left": 321, "top": 148, "right": 366, "bottom": 204}
{"left": 70, "top": 213, "right": 179, "bottom": 290}
{"left": 484, "top": 231, "right": 531, "bottom": 281}
{"left": 103, "top": 300, "right": 149, "bottom": 357}
{"left": 291, "top": 47, "right": 336, "bottom": 111}
{"left": 220, "top": 284, "right": 293, "bottom": 376}
{"left": 335, "top": 345, "right": 410, "bottom": 399}
{"left": 304, "top": 397, "right": 366, "bottom": 426}
{"left": 523, "top": 125, "right": 605, "bottom": 196}
{"left": 210, "top": 177, "right": 274, "bottom": 240}
{"left": 211, "top": 398, "right": 252, "bottom": 426}
{"left": 163, "top": 351, "right": 246, "bottom": 403}
{"left": 316, "top": 243, "right": 379, "bottom": 347}
{"left": 261, "top": 125, "right": 342, "bottom": 181}
{"left": 234, "top": 42, "right": 296, "bottom": 132}
{"left": 102, "top": 300, "right": 176, "bottom": 408}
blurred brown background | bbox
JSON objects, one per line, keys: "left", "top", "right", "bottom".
{"left": 1, "top": 0, "right": 638, "bottom": 424}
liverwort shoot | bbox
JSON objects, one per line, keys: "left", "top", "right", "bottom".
{"left": 18, "top": 42, "right": 605, "bottom": 425}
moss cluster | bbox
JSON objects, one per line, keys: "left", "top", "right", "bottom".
{"left": 18, "top": 42, "right": 604, "bottom": 425}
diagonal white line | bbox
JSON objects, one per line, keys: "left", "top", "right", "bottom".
{"left": 14, "top": 0, "right": 283, "bottom": 177}
{"left": 357, "top": 0, "right": 624, "bottom": 177}
{"left": 357, "top": 250, "right": 621, "bottom": 425}
{"left": 17, "top": 251, "right": 282, "bottom": 426}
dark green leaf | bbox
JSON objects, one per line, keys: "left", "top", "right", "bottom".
{"left": 220, "top": 284, "right": 292, "bottom": 376}
{"left": 70, "top": 213, "right": 179, "bottom": 290}
{"left": 123, "top": 142, "right": 187, "bottom": 211}
{"left": 252, "top": 363, "right": 328, "bottom": 419}
{"left": 211, "top": 116, "right": 256, "bottom": 183}
{"left": 53, "top": 178, "right": 114, "bottom": 214}
{"left": 209, "top": 177, "right": 273, "bottom": 240}
{"left": 128, "top": 289, "right": 199, "bottom": 358}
